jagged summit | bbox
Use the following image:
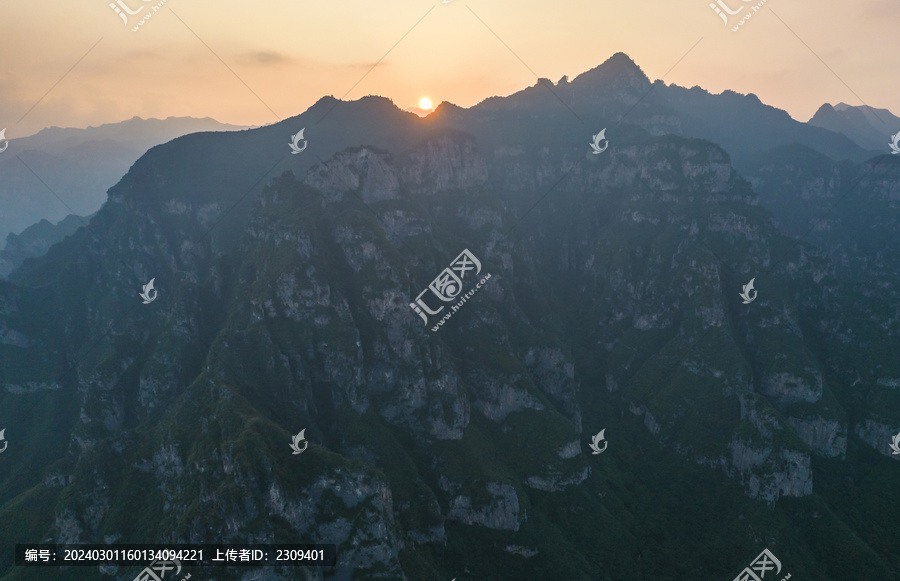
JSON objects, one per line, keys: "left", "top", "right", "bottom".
{"left": 813, "top": 102, "right": 837, "bottom": 116}
{"left": 569, "top": 51, "right": 651, "bottom": 88}
{"left": 809, "top": 100, "right": 899, "bottom": 151}
{"left": 473, "top": 52, "right": 651, "bottom": 111}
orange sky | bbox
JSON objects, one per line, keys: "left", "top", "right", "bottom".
{"left": 1, "top": 0, "right": 898, "bottom": 138}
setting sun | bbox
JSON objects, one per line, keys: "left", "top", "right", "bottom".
{"left": 418, "top": 97, "right": 433, "bottom": 110}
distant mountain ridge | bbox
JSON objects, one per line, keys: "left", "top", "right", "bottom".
{"left": 446, "top": 53, "right": 882, "bottom": 172}
{"left": 14, "top": 116, "right": 242, "bottom": 151}
{"left": 5, "top": 56, "right": 896, "bottom": 280}
{"left": 0, "top": 116, "right": 248, "bottom": 244}
{"left": 809, "top": 102, "right": 900, "bottom": 152}
{"left": 0, "top": 213, "right": 92, "bottom": 278}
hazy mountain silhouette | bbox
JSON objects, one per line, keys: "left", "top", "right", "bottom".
{"left": 431, "top": 53, "right": 879, "bottom": 173}
{"left": 0, "top": 116, "right": 248, "bottom": 243}
{"left": 0, "top": 213, "right": 92, "bottom": 278}
{"left": 809, "top": 102, "right": 900, "bottom": 152}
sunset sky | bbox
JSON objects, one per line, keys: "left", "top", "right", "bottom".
{"left": 1, "top": 0, "right": 897, "bottom": 138}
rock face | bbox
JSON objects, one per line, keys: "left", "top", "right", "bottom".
{"left": 474, "top": 379, "right": 546, "bottom": 422}
{"left": 856, "top": 420, "right": 900, "bottom": 459}
{"left": 526, "top": 467, "right": 591, "bottom": 492}
{"left": 446, "top": 483, "right": 523, "bottom": 531}
{"left": 761, "top": 371, "right": 823, "bottom": 404}
{"left": 267, "top": 470, "right": 404, "bottom": 576}
{"left": 304, "top": 148, "right": 401, "bottom": 203}
{"left": 789, "top": 417, "right": 846, "bottom": 458}
{"left": 729, "top": 441, "right": 812, "bottom": 502}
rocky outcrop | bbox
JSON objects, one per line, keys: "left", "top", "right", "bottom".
{"left": 472, "top": 377, "right": 546, "bottom": 423}
{"left": 729, "top": 441, "right": 812, "bottom": 502}
{"left": 557, "top": 440, "right": 581, "bottom": 459}
{"left": 526, "top": 467, "right": 591, "bottom": 492}
{"left": 788, "top": 416, "right": 846, "bottom": 457}
{"left": 524, "top": 347, "right": 578, "bottom": 419}
{"left": 505, "top": 544, "right": 539, "bottom": 558}
{"left": 446, "top": 483, "right": 522, "bottom": 531}
{"left": 267, "top": 469, "right": 405, "bottom": 577}
{"left": 400, "top": 134, "right": 489, "bottom": 194}
{"left": 4, "top": 381, "right": 61, "bottom": 394}
{"left": 303, "top": 148, "right": 400, "bottom": 203}
{"left": 856, "top": 419, "right": 900, "bottom": 458}
{"left": 760, "top": 370, "right": 822, "bottom": 404}
{"left": 628, "top": 403, "right": 663, "bottom": 436}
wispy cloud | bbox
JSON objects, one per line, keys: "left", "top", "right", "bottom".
{"left": 237, "top": 51, "right": 293, "bottom": 66}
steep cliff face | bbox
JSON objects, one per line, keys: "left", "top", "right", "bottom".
{"left": 742, "top": 149, "right": 900, "bottom": 469}
{"left": 856, "top": 420, "right": 900, "bottom": 460}
{"left": 728, "top": 440, "right": 813, "bottom": 502}
{"left": 789, "top": 417, "right": 846, "bottom": 458}
{"left": 445, "top": 482, "right": 522, "bottom": 531}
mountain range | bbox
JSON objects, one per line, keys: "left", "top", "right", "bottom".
{"left": 5, "top": 58, "right": 894, "bottom": 277}
{"left": 0, "top": 53, "right": 898, "bottom": 581}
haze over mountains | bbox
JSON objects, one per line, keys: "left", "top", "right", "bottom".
{"left": 809, "top": 102, "right": 900, "bottom": 152}
{"left": 0, "top": 53, "right": 898, "bottom": 580}
{"left": 0, "top": 213, "right": 93, "bottom": 277}
{"left": 0, "top": 116, "right": 249, "bottom": 246}
{"left": 4, "top": 54, "right": 895, "bottom": 278}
